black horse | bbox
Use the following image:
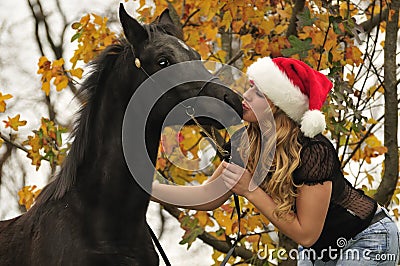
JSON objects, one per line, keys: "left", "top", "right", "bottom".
{"left": 0, "top": 4, "right": 242, "bottom": 266}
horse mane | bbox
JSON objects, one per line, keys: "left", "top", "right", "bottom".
{"left": 35, "top": 40, "right": 129, "bottom": 205}
{"left": 35, "top": 23, "right": 180, "bottom": 206}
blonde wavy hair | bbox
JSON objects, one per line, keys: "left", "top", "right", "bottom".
{"left": 240, "top": 105, "right": 302, "bottom": 220}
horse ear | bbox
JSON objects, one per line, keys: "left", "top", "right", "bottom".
{"left": 158, "top": 9, "right": 175, "bottom": 26}
{"left": 119, "top": 4, "right": 148, "bottom": 49}
{"left": 157, "top": 9, "right": 184, "bottom": 40}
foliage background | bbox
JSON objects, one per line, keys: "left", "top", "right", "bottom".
{"left": 0, "top": 0, "right": 399, "bottom": 265}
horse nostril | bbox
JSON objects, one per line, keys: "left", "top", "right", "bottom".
{"left": 224, "top": 94, "right": 229, "bottom": 103}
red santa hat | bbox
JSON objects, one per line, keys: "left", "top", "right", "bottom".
{"left": 246, "top": 57, "right": 333, "bottom": 138}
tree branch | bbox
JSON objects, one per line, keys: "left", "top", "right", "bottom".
{"left": 359, "top": 8, "right": 389, "bottom": 34}
{"left": 286, "top": 0, "right": 306, "bottom": 37}
{"left": 182, "top": 9, "right": 200, "bottom": 28}
{"left": 55, "top": 0, "right": 69, "bottom": 49}
{"left": 374, "top": 0, "right": 399, "bottom": 206}
{"left": 161, "top": 204, "right": 266, "bottom": 264}
{"left": 341, "top": 94, "right": 400, "bottom": 168}
{"left": 26, "top": 0, "right": 45, "bottom": 56}
{"left": 0, "top": 144, "right": 14, "bottom": 187}
{"left": 36, "top": 0, "right": 63, "bottom": 59}
{"left": 225, "top": 50, "right": 244, "bottom": 66}
{"left": 0, "top": 132, "right": 29, "bottom": 154}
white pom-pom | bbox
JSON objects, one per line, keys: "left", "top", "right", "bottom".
{"left": 300, "top": 110, "right": 326, "bottom": 138}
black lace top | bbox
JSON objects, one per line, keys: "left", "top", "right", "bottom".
{"left": 293, "top": 134, "right": 377, "bottom": 260}
{"left": 225, "top": 130, "right": 377, "bottom": 261}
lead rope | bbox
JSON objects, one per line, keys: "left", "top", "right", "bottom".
{"left": 147, "top": 223, "right": 171, "bottom": 266}
{"left": 187, "top": 109, "right": 241, "bottom": 266}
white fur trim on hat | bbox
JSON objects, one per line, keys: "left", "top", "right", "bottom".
{"left": 246, "top": 57, "right": 308, "bottom": 123}
{"left": 300, "top": 110, "right": 326, "bottom": 138}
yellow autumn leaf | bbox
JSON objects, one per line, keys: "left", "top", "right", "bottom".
{"left": 325, "top": 28, "right": 338, "bottom": 50}
{"left": 246, "top": 234, "right": 259, "bottom": 243}
{"left": 194, "top": 211, "right": 213, "bottom": 227}
{"left": 240, "top": 34, "right": 253, "bottom": 47}
{"left": 220, "top": 11, "right": 232, "bottom": 30}
{"left": 232, "top": 20, "right": 244, "bottom": 33}
{"left": 69, "top": 68, "right": 84, "bottom": 79}
{"left": 214, "top": 209, "right": 235, "bottom": 235}
{"left": 24, "top": 135, "right": 42, "bottom": 152}
{"left": 0, "top": 92, "right": 12, "bottom": 112}
{"left": 345, "top": 46, "right": 363, "bottom": 66}
{"left": 274, "top": 24, "right": 287, "bottom": 35}
{"left": 367, "top": 118, "right": 378, "bottom": 124}
{"left": 204, "top": 27, "right": 218, "bottom": 41}
{"left": 180, "top": 127, "right": 201, "bottom": 151}
{"left": 3, "top": 114, "right": 27, "bottom": 131}
{"left": 52, "top": 58, "right": 65, "bottom": 67}
{"left": 215, "top": 50, "right": 227, "bottom": 62}
{"left": 38, "top": 56, "right": 48, "bottom": 66}
{"left": 260, "top": 19, "right": 275, "bottom": 35}
{"left": 365, "top": 134, "right": 382, "bottom": 147}
{"left": 346, "top": 73, "right": 355, "bottom": 86}
{"left": 367, "top": 85, "right": 384, "bottom": 98}
{"left": 41, "top": 81, "right": 51, "bottom": 96}
{"left": 55, "top": 75, "right": 69, "bottom": 91}
{"left": 366, "top": 173, "right": 374, "bottom": 186}
{"left": 277, "top": 8, "right": 292, "bottom": 19}
{"left": 18, "top": 185, "right": 42, "bottom": 210}
{"left": 27, "top": 150, "right": 42, "bottom": 170}
{"left": 211, "top": 249, "right": 224, "bottom": 264}
{"left": 392, "top": 208, "right": 399, "bottom": 220}
{"left": 70, "top": 13, "right": 117, "bottom": 67}
{"left": 193, "top": 172, "right": 208, "bottom": 184}
{"left": 92, "top": 13, "right": 104, "bottom": 25}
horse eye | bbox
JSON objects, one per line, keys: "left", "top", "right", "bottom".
{"left": 157, "top": 57, "right": 170, "bottom": 68}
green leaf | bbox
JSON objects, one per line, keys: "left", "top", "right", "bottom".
{"left": 296, "top": 7, "right": 316, "bottom": 27}
{"left": 56, "top": 131, "right": 62, "bottom": 147}
{"left": 71, "top": 22, "right": 81, "bottom": 30}
{"left": 179, "top": 216, "right": 205, "bottom": 249}
{"left": 71, "top": 32, "right": 81, "bottom": 42}
{"left": 179, "top": 226, "right": 204, "bottom": 249}
{"left": 330, "top": 16, "right": 345, "bottom": 35}
{"left": 281, "top": 36, "right": 313, "bottom": 58}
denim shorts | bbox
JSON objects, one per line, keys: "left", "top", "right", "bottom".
{"left": 297, "top": 207, "right": 400, "bottom": 265}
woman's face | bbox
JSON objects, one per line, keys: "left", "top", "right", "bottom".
{"left": 242, "top": 81, "right": 272, "bottom": 123}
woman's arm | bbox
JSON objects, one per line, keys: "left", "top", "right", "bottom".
{"left": 246, "top": 182, "right": 331, "bottom": 247}
{"left": 221, "top": 161, "right": 331, "bottom": 247}
{"left": 151, "top": 163, "right": 233, "bottom": 211}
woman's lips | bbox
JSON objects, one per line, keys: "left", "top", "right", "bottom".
{"left": 242, "top": 103, "right": 250, "bottom": 111}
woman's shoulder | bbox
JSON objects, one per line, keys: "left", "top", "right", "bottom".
{"left": 299, "top": 133, "right": 336, "bottom": 152}
{"left": 293, "top": 133, "right": 338, "bottom": 186}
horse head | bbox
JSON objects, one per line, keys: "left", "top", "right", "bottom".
{"left": 119, "top": 4, "right": 243, "bottom": 128}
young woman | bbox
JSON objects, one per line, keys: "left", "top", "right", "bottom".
{"left": 152, "top": 57, "right": 399, "bottom": 265}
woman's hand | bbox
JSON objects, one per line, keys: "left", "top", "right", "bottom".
{"left": 221, "top": 161, "right": 258, "bottom": 198}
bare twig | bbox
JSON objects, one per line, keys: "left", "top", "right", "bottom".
{"left": 0, "top": 132, "right": 29, "bottom": 154}
{"left": 182, "top": 9, "right": 200, "bottom": 28}
{"left": 26, "top": 0, "right": 45, "bottom": 56}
